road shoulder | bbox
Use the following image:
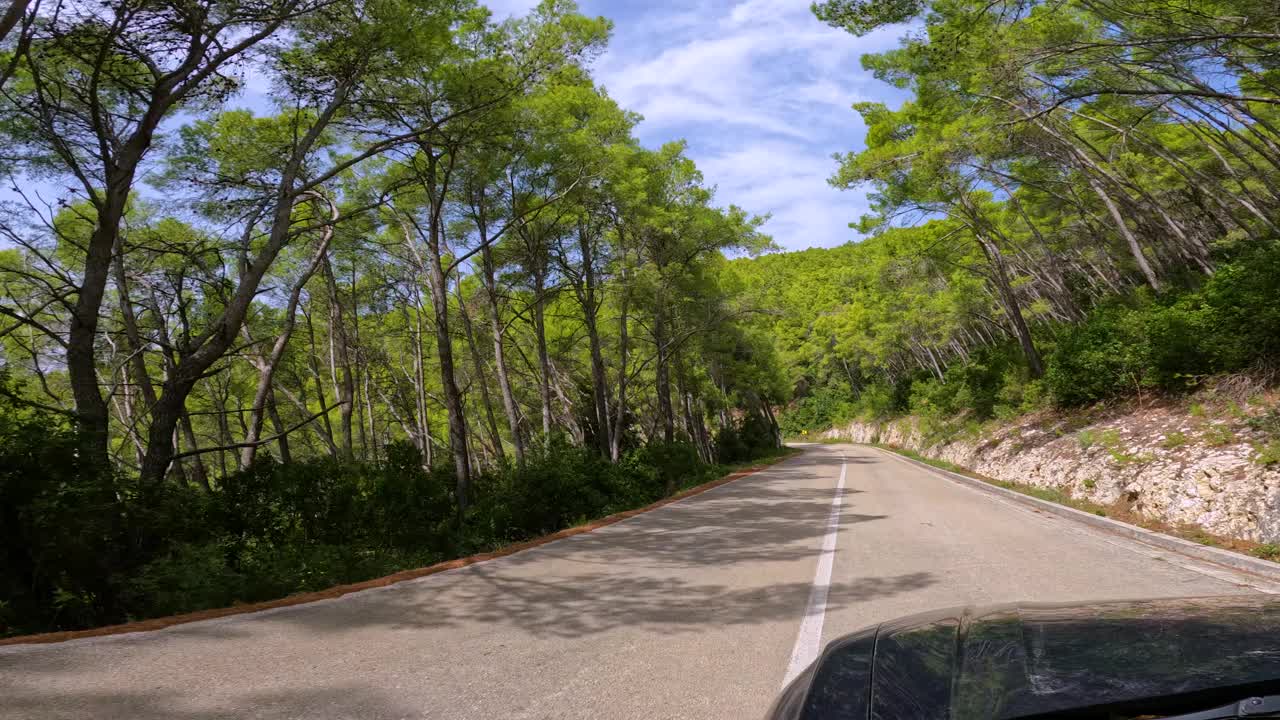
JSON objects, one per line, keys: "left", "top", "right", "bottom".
{"left": 863, "top": 443, "right": 1280, "bottom": 590}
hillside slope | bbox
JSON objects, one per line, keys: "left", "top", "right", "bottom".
{"left": 825, "top": 384, "right": 1280, "bottom": 544}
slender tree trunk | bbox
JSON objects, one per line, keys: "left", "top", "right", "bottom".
{"left": 67, "top": 194, "right": 126, "bottom": 472}
{"left": 532, "top": 269, "right": 554, "bottom": 438}
{"left": 576, "top": 223, "right": 611, "bottom": 457}
{"left": 758, "top": 394, "right": 782, "bottom": 448}
{"left": 303, "top": 304, "right": 339, "bottom": 457}
{"left": 266, "top": 392, "right": 291, "bottom": 464}
{"left": 0, "top": 0, "right": 31, "bottom": 47}
{"left": 323, "top": 257, "right": 355, "bottom": 460}
{"left": 975, "top": 234, "right": 1044, "bottom": 378}
{"left": 240, "top": 196, "right": 335, "bottom": 467}
{"left": 1086, "top": 176, "right": 1162, "bottom": 291}
{"left": 179, "top": 412, "right": 210, "bottom": 490}
{"left": 479, "top": 243, "right": 525, "bottom": 466}
{"left": 456, "top": 282, "right": 505, "bottom": 465}
{"left": 410, "top": 300, "right": 433, "bottom": 465}
{"left": 610, "top": 242, "right": 632, "bottom": 462}
{"left": 425, "top": 248, "right": 470, "bottom": 510}
{"left": 653, "top": 289, "right": 675, "bottom": 444}
{"left": 403, "top": 171, "right": 471, "bottom": 513}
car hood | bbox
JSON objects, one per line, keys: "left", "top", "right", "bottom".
{"left": 768, "top": 595, "right": 1280, "bottom": 720}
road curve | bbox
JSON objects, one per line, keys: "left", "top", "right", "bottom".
{"left": 2, "top": 444, "right": 1273, "bottom": 720}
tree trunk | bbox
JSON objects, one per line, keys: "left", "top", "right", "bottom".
{"left": 303, "top": 303, "right": 339, "bottom": 457}
{"left": 456, "top": 281, "right": 505, "bottom": 466}
{"left": 1086, "top": 176, "right": 1162, "bottom": 291}
{"left": 610, "top": 241, "right": 632, "bottom": 462}
{"left": 323, "top": 257, "right": 356, "bottom": 460}
{"left": 240, "top": 195, "right": 335, "bottom": 468}
{"left": 480, "top": 243, "right": 525, "bottom": 466}
{"left": 179, "top": 412, "right": 210, "bottom": 490}
{"left": 425, "top": 244, "right": 470, "bottom": 512}
{"left": 0, "top": 0, "right": 31, "bottom": 47}
{"left": 975, "top": 235, "right": 1044, "bottom": 378}
{"left": 576, "top": 223, "right": 612, "bottom": 458}
{"left": 532, "top": 268, "right": 554, "bottom": 439}
{"left": 67, "top": 194, "right": 125, "bottom": 473}
{"left": 402, "top": 178, "right": 471, "bottom": 514}
{"left": 653, "top": 292, "right": 675, "bottom": 444}
{"left": 266, "top": 392, "right": 291, "bottom": 464}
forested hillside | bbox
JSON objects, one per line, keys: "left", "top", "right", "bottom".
{"left": 739, "top": 0, "right": 1280, "bottom": 438}
{"left": 0, "top": 0, "right": 787, "bottom": 636}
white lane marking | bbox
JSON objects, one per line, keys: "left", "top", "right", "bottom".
{"left": 783, "top": 454, "right": 847, "bottom": 686}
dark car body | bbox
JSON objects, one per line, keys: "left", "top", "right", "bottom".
{"left": 768, "top": 595, "right": 1280, "bottom": 720}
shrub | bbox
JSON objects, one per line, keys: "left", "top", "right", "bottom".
{"left": 856, "top": 381, "right": 899, "bottom": 420}
{"left": 0, "top": 365, "right": 789, "bottom": 638}
{"left": 124, "top": 541, "right": 245, "bottom": 618}
{"left": 1253, "top": 441, "right": 1280, "bottom": 467}
{"left": 1078, "top": 429, "right": 1097, "bottom": 449}
{"left": 1045, "top": 245, "right": 1280, "bottom": 406}
{"left": 1044, "top": 303, "right": 1152, "bottom": 405}
{"left": 718, "top": 409, "right": 778, "bottom": 463}
{"left": 1203, "top": 424, "right": 1236, "bottom": 447}
{"left": 779, "top": 386, "right": 854, "bottom": 435}
{"left": 623, "top": 440, "right": 703, "bottom": 495}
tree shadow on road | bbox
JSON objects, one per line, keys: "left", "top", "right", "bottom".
{"left": 248, "top": 567, "right": 936, "bottom": 640}
{"left": 0, "top": 447, "right": 932, "bottom": 720}
{"left": 164, "top": 456, "right": 912, "bottom": 640}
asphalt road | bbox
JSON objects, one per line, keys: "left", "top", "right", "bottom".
{"left": 3, "top": 444, "right": 1277, "bottom": 720}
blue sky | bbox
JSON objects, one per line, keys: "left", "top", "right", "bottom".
{"left": 491, "top": 0, "right": 911, "bottom": 251}
{"left": 1, "top": 1, "right": 910, "bottom": 253}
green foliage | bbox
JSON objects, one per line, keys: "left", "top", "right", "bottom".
{"left": 1247, "top": 407, "right": 1280, "bottom": 438}
{"left": 812, "top": 0, "right": 925, "bottom": 35}
{"left": 0, "top": 385, "right": 772, "bottom": 636}
{"left": 1203, "top": 424, "right": 1236, "bottom": 448}
{"left": 778, "top": 387, "right": 855, "bottom": 436}
{"left": 1047, "top": 249, "right": 1280, "bottom": 406}
{"left": 1161, "top": 431, "right": 1188, "bottom": 450}
{"left": 1253, "top": 441, "right": 1280, "bottom": 467}
{"left": 1252, "top": 544, "right": 1280, "bottom": 562}
{"left": 1098, "top": 429, "right": 1121, "bottom": 449}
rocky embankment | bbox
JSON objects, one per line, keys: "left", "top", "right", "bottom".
{"left": 824, "top": 393, "right": 1280, "bottom": 543}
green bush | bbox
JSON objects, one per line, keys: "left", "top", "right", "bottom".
{"left": 622, "top": 439, "right": 704, "bottom": 495}
{"left": 1044, "top": 303, "right": 1150, "bottom": 405}
{"left": 779, "top": 386, "right": 854, "bottom": 435}
{"left": 0, "top": 376, "right": 776, "bottom": 638}
{"left": 857, "top": 381, "right": 900, "bottom": 420}
{"left": 0, "top": 377, "right": 170, "bottom": 633}
{"left": 1046, "top": 245, "right": 1280, "bottom": 406}
{"left": 717, "top": 410, "right": 777, "bottom": 463}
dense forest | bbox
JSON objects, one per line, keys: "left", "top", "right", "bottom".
{"left": 3, "top": 0, "right": 1280, "bottom": 638}
{"left": 743, "top": 0, "right": 1280, "bottom": 440}
{"left": 0, "top": 0, "right": 787, "bottom": 636}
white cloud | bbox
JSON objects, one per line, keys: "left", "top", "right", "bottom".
{"left": 697, "top": 140, "right": 869, "bottom": 248}
{"left": 589, "top": 0, "right": 907, "bottom": 250}
{"left": 482, "top": 0, "right": 541, "bottom": 19}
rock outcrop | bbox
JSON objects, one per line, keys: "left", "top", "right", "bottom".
{"left": 824, "top": 403, "right": 1280, "bottom": 543}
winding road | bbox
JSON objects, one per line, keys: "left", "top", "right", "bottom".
{"left": 3, "top": 444, "right": 1276, "bottom": 720}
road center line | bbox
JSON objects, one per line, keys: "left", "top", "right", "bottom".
{"left": 782, "top": 454, "right": 847, "bottom": 687}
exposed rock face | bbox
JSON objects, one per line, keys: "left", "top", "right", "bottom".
{"left": 825, "top": 406, "right": 1280, "bottom": 543}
